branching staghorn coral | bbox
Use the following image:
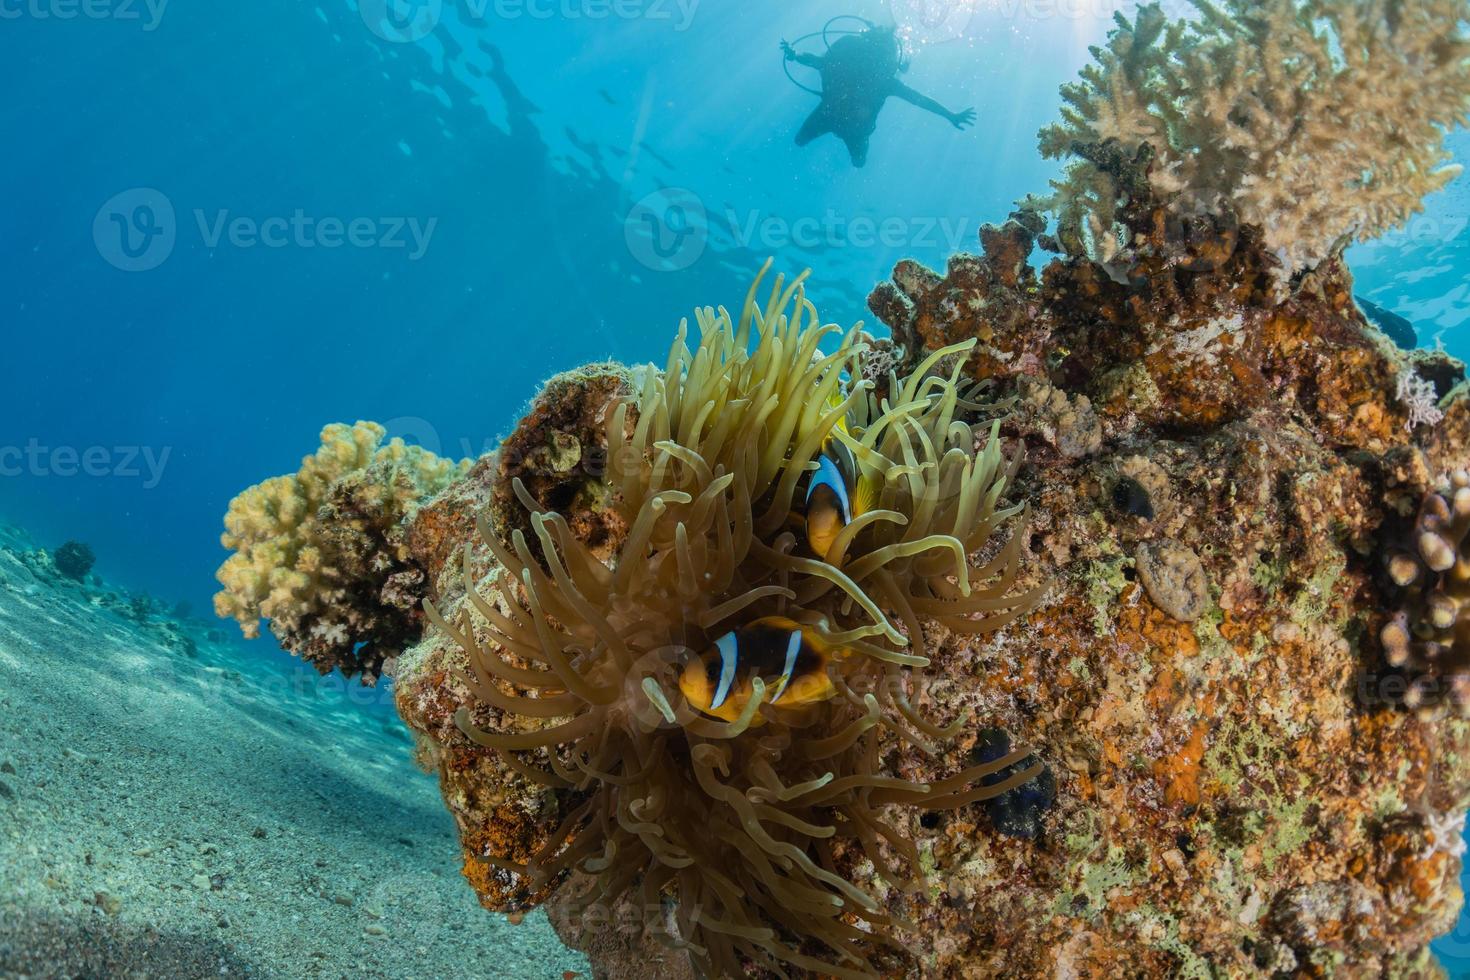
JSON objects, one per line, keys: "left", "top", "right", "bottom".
{"left": 1039, "top": 0, "right": 1470, "bottom": 273}
{"left": 1381, "top": 470, "right": 1470, "bottom": 716}
{"left": 215, "top": 421, "right": 469, "bottom": 679}
{"left": 428, "top": 264, "right": 1043, "bottom": 978}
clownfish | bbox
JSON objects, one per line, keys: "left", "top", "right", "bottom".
{"left": 679, "top": 616, "right": 842, "bottom": 723}
{"left": 804, "top": 434, "right": 880, "bottom": 561}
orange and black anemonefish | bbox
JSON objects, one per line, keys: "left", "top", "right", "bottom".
{"left": 679, "top": 616, "right": 844, "bottom": 723}
{"left": 803, "top": 431, "right": 880, "bottom": 562}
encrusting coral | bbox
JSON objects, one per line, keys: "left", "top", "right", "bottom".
{"left": 214, "top": 421, "right": 469, "bottom": 680}
{"left": 1039, "top": 0, "right": 1470, "bottom": 274}
{"left": 415, "top": 265, "right": 1043, "bottom": 978}
{"left": 1381, "top": 470, "right": 1470, "bottom": 716}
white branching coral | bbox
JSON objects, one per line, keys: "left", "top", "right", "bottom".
{"left": 1040, "top": 0, "right": 1470, "bottom": 273}
{"left": 1397, "top": 369, "right": 1445, "bottom": 431}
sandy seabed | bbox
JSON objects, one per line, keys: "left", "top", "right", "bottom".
{"left": 0, "top": 523, "right": 587, "bottom": 980}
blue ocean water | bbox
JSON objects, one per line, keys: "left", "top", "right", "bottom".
{"left": 2, "top": 0, "right": 1468, "bottom": 971}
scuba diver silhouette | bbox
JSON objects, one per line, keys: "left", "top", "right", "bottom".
{"left": 782, "top": 18, "right": 975, "bottom": 167}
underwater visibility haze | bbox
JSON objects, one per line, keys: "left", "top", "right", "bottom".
{"left": 5, "top": 0, "right": 1470, "bottom": 977}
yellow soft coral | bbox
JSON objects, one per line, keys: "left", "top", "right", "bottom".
{"left": 1040, "top": 0, "right": 1470, "bottom": 273}
{"left": 215, "top": 421, "right": 468, "bottom": 677}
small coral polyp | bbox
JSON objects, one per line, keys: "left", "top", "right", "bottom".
{"left": 1382, "top": 470, "right": 1470, "bottom": 716}
{"left": 430, "top": 264, "right": 1041, "bottom": 978}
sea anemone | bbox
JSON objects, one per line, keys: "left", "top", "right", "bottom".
{"left": 427, "top": 264, "right": 1042, "bottom": 978}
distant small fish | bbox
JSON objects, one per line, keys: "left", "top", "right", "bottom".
{"left": 598, "top": 88, "right": 617, "bottom": 106}
{"left": 679, "top": 616, "right": 841, "bottom": 722}
{"left": 639, "top": 141, "right": 675, "bottom": 169}
{"left": 1356, "top": 295, "right": 1418, "bottom": 351}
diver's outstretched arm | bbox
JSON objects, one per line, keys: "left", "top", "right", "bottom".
{"left": 891, "top": 82, "right": 975, "bottom": 129}
{"left": 781, "top": 40, "right": 824, "bottom": 69}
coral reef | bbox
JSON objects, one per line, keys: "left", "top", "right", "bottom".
{"left": 53, "top": 540, "right": 95, "bottom": 582}
{"left": 851, "top": 183, "right": 1470, "bottom": 973}
{"left": 214, "top": 421, "right": 469, "bottom": 681}
{"left": 398, "top": 268, "right": 1042, "bottom": 978}
{"left": 1381, "top": 470, "right": 1470, "bottom": 716}
{"left": 217, "top": 9, "right": 1470, "bottom": 969}
{"left": 203, "top": 188, "right": 1470, "bottom": 974}
{"left": 0, "top": 525, "right": 206, "bottom": 661}
{"left": 374, "top": 196, "right": 1470, "bottom": 973}
{"left": 488, "top": 364, "right": 635, "bottom": 563}
{"left": 1039, "top": 0, "right": 1470, "bottom": 274}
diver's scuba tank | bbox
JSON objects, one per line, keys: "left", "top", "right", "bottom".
{"left": 781, "top": 15, "right": 909, "bottom": 93}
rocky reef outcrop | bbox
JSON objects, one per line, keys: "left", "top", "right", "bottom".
{"left": 211, "top": 3, "right": 1470, "bottom": 973}
{"left": 857, "top": 193, "right": 1470, "bottom": 974}
{"left": 384, "top": 184, "right": 1470, "bottom": 974}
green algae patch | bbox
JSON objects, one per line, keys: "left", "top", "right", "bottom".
{"left": 1083, "top": 553, "right": 1133, "bottom": 636}
{"left": 1126, "top": 906, "right": 1214, "bottom": 980}
{"left": 1251, "top": 552, "right": 1289, "bottom": 596}
{"left": 1262, "top": 796, "right": 1313, "bottom": 871}
{"left": 918, "top": 844, "right": 942, "bottom": 900}
{"left": 1192, "top": 601, "right": 1233, "bottom": 664}
{"left": 1203, "top": 719, "right": 1279, "bottom": 796}
{"left": 1288, "top": 554, "right": 1346, "bottom": 628}
{"left": 1052, "top": 842, "right": 1134, "bottom": 919}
